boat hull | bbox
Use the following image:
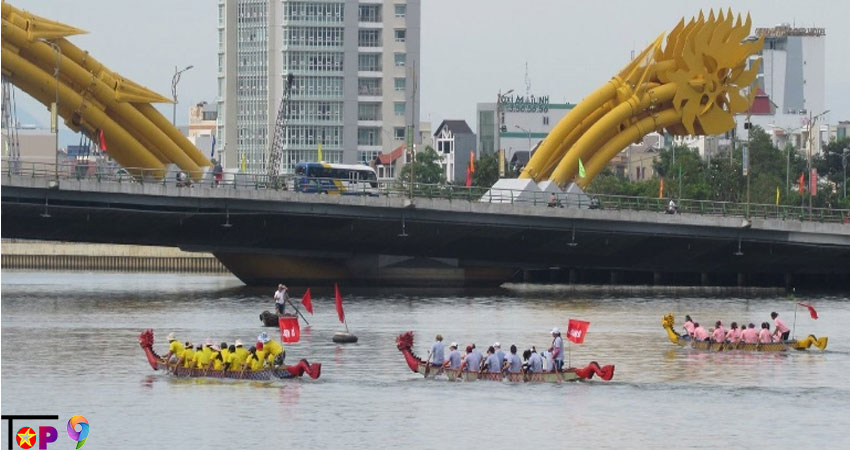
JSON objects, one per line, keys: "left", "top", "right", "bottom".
{"left": 396, "top": 331, "right": 614, "bottom": 383}
{"left": 662, "top": 313, "right": 828, "bottom": 352}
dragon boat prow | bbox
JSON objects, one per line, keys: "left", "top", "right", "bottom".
{"left": 138, "top": 330, "right": 322, "bottom": 380}
{"left": 662, "top": 313, "right": 828, "bottom": 352}
{"left": 396, "top": 331, "right": 614, "bottom": 383}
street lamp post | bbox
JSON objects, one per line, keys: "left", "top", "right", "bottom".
{"left": 496, "top": 88, "right": 514, "bottom": 163}
{"left": 843, "top": 148, "right": 849, "bottom": 199}
{"left": 171, "top": 65, "right": 194, "bottom": 126}
{"left": 49, "top": 42, "right": 61, "bottom": 183}
{"left": 806, "top": 110, "right": 830, "bottom": 214}
{"left": 514, "top": 125, "right": 531, "bottom": 153}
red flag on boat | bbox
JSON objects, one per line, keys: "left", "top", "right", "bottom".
{"left": 278, "top": 315, "right": 301, "bottom": 343}
{"left": 567, "top": 319, "right": 590, "bottom": 344}
{"left": 334, "top": 283, "right": 345, "bottom": 324}
{"left": 301, "top": 288, "right": 313, "bottom": 315}
{"left": 798, "top": 302, "right": 819, "bottom": 320}
{"left": 98, "top": 129, "right": 108, "bottom": 151}
{"left": 798, "top": 172, "right": 805, "bottom": 193}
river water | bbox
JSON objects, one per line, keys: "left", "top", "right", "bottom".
{"left": 1, "top": 272, "right": 848, "bottom": 449}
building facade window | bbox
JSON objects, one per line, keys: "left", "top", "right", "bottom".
{"left": 284, "top": 100, "right": 343, "bottom": 123}
{"left": 394, "top": 127, "right": 406, "bottom": 140}
{"left": 358, "top": 29, "right": 382, "bottom": 47}
{"left": 357, "top": 128, "right": 382, "bottom": 146}
{"left": 358, "top": 78, "right": 382, "bottom": 96}
{"left": 358, "top": 102, "right": 382, "bottom": 121}
{"left": 358, "top": 53, "right": 382, "bottom": 71}
{"left": 394, "top": 77, "right": 406, "bottom": 91}
{"left": 358, "top": 150, "right": 381, "bottom": 164}
{"left": 358, "top": 4, "right": 381, "bottom": 22}
{"left": 394, "top": 102, "right": 406, "bottom": 116}
{"left": 394, "top": 29, "right": 406, "bottom": 42}
{"left": 283, "top": 51, "right": 344, "bottom": 73}
{"left": 284, "top": 26, "right": 344, "bottom": 47}
{"left": 394, "top": 53, "right": 406, "bottom": 67}
{"left": 284, "top": 2, "right": 344, "bottom": 24}
{"left": 286, "top": 76, "right": 344, "bottom": 98}
{"left": 394, "top": 4, "right": 406, "bottom": 18}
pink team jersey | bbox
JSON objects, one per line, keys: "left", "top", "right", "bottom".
{"left": 774, "top": 318, "right": 790, "bottom": 334}
{"left": 683, "top": 321, "right": 695, "bottom": 337}
{"left": 726, "top": 328, "right": 741, "bottom": 343}
{"left": 742, "top": 328, "right": 759, "bottom": 344}
{"left": 712, "top": 327, "right": 726, "bottom": 342}
{"left": 758, "top": 328, "right": 773, "bottom": 343}
{"left": 693, "top": 326, "right": 709, "bottom": 341}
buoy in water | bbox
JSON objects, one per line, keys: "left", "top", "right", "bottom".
{"left": 333, "top": 332, "right": 358, "bottom": 343}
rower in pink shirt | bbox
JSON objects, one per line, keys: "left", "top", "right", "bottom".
{"left": 741, "top": 323, "right": 759, "bottom": 344}
{"left": 692, "top": 323, "right": 709, "bottom": 341}
{"left": 725, "top": 322, "right": 741, "bottom": 344}
{"left": 712, "top": 321, "right": 726, "bottom": 343}
{"left": 682, "top": 315, "right": 695, "bottom": 338}
{"left": 758, "top": 322, "right": 773, "bottom": 344}
{"left": 771, "top": 312, "right": 790, "bottom": 341}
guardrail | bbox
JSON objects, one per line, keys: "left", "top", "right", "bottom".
{"left": 4, "top": 158, "right": 849, "bottom": 224}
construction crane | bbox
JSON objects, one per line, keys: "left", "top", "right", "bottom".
{"left": 267, "top": 73, "right": 295, "bottom": 186}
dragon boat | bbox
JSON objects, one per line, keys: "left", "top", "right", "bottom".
{"left": 396, "top": 331, "right": 614, "bottom": 382}
{"left": 662, "top": 314, "right": 828, "bottom": 352}
{"left": 259, "top": 310, "right": 280, "bottom": 327}
{"left": 138, "top": 330, "right": 322, "bottom": 380}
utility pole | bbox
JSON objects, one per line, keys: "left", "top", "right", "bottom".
{"left": 171, "top": 65, "right": 194, "bottom": 126}
{"left": 744, "top": 115, "right": 751, "bottom": 219}
{"left": 843, "top": 148, "right": 849, "bottom": 199}
{"left": 49, "top": 42, "right": 61, "bottom": 184}
{"left": 408, "top": 59, "right": 417, "bottom": 200}
{"left": 806, "top": 110, "right": 830, "bottom": 214}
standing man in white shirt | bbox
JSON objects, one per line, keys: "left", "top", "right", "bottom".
{"left": 273, "top": 284, "right": 289, "bottom": 315}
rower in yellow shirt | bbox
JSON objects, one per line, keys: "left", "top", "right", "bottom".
{"left": 194, "top": 344, "right": 211, "bottom": 369}
{"left": 259, "top": 332, "right": 285, "bottom": 367}
{"left": 224, "top": 345, "right": 243, "bottom": 372}
{"left": 234, "top": 339, "right": 249, "bottom": 365}
{"left": 244, "top": 346, "right": 266, "bottom": 371}
{"left": 219, "top": 342, "right": 230, "bottom": 362}
{"left": 208, "top": 345, "right": 224, "bottom": 371}
{"left": 177, "top": 342, "right": 194, "bottom": 370}
{"left": 163, "top": 332, "right": 183, "bottom": 363}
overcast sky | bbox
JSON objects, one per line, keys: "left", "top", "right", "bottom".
{"left": 10, "top": 0, "right": 850, "bottom": 140}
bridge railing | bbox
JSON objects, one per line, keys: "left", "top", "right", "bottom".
{"left": 4, "top": 158, "right": 849, "bottom": 224}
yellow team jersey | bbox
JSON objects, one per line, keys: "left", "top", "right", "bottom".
{"left": 264, "top": 340, "right": 283, "bottom": 357}
{"left": 202, "top": 346, "right": 213, "bottom": 359}
{"left": 195, "top": 350, "right": 211, "bottom": 369}
{"left": 256, "top": 349, "right": 267, "bottom": 363}
{"left": 246, "top": 354, "right": 265, "bottom": 371}
{"left": 211, "top": 354, "right": 223, "bottom": 371}
{"left": 182, "top": 349, "right": 195, "bottom": 368}
{"left": 168, "top": 340, "right": 183, "bottom": 358}
{"left": 221, "top": 349, "right": 230, "bottom": 362}
{"left": 235, "top": 347, "right": 249, "bottom": 363}
{"left": 226, "top": 353, "right": 243, "bottom": 371}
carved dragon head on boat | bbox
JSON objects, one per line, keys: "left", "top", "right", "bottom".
{"left": 396, "top": 331, "right": 423, "bottom": 373}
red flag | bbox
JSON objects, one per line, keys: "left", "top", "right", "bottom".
{"left": 278, "top": 315, "right": 301, "bottom": 343}
{"left": 465, "top": 165, "right": 472, "bottom": 187}
{"left": 798, "top": 172, "right": 805, "bottom": 194}
{"left": 334, "top": 283, "right": 345, "bottom": 324}
{"left": 810, "top": 168, "right": 818, "bottom": 195}
{"left": 301, "top": 288, "right": 313, "bottom": 315}
{"left": 469, "top": 150, "right": 475, "bottom": 173}
{"left": 567, "top": 319, "right": 591, "bottom": 344}
{"left": 797, "top": 303, "right": 819, "bottom": 320}
{"left": 658, "top": 178, "right": 664, "bottom": 199}
{"left": 98, "top": 129, "right": 108, "bottom": 151}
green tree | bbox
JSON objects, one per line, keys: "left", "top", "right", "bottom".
{"left": 397, "top": 146, "right": 445, "bottom": 185}
{"left": 471, "top": 151, "right": 504, "bottom": 187}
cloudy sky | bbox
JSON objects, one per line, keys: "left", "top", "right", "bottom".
{"left": 9, "top": 0, "right": 850, "bottom": 140}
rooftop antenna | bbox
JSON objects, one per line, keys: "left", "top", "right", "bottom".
{"left": 524, "top": 62, "right": 531, "bottom": 97}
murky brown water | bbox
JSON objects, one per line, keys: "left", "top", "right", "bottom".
{"left": 2, "top": 272, "right": 848, "bottom": 449}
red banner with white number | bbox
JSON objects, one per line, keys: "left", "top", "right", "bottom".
{"left": 567, "top": 319, "right": 590, "bottom": 344}
{"left": 279, "top": 315, "right": 301, "bottom": 343}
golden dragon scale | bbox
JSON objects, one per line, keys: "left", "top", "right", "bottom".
{"left": 521, "top": 9, "right": 764, "bottom": 188}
